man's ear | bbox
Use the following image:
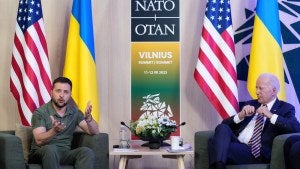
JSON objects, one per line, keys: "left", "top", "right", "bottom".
{"left": 272, "top": 87, "right": 277, "bottom": 95}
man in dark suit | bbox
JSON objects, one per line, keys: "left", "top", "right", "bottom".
{"left": 208, "top": 73, "right": 300, "bottom": 169}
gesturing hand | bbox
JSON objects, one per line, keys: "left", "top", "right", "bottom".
{"left": 50, "top": 115, "right": 66, "bottom": 133}
{"left": 84, "top": 101, "right": 93, "bottom": 122}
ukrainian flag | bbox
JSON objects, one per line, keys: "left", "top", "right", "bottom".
{"left": 247, "top": 0, "right": 285, "bottom": 100}
{"left": 63, "top": 0, "right": 100, "bottom": 122}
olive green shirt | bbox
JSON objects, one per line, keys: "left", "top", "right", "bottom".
{"left": 30, "top": 101, "right": 85, "bottom": 152}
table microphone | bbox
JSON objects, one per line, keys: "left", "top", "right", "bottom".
{"left": 177, "top": 122, "right": 186, "bottom": 128}
{"left": 120, "top": 121, "right": 131, "bottom": 130}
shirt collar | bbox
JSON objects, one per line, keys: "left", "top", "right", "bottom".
{"left": 265, "top": 98, "right": 276, "bottom": 111}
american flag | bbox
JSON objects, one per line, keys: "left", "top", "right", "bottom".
{"left": 194, "top": 0, "right": 238, "bottom": 119}
{"left": 10, "top": 0, "right": 52, "bottom": 126}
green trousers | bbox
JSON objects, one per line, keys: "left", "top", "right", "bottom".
{"left": 28, "top": 144, "right": 95, "bottom": 169}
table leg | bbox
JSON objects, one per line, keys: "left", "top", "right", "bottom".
{"left": 162, "top": 154, "right": 186, "bottom": 169}
{"left": 177, "top": 155, "right": 185, "bottom": 169}
{"left": 118, "top": 155, "right": 142, "bottom": 169}
{"left": 119, "top": 155, "right": 127, "bottom": 169}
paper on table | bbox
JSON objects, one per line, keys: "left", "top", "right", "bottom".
{"left": 113, "top": 148, "right": 139, "bottom": 152}
{"left": 167, "top": 144, "right": 192, "bottom": 153}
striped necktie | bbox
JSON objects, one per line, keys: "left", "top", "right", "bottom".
{"left": 249, "top": 113, "right": 264, "bottom": 158}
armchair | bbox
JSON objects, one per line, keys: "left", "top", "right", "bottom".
{"left": 0, "top": 130, "right": 109, "bottom": 169}
{"left": 194, "top": 130, "right": 300, "bottom": 169}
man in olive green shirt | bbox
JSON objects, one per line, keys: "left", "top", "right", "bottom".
{"left": 28, "top": 77, "right": 99, "bottom": 169}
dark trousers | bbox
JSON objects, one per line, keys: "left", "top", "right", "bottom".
{"left": 284, "top": 135, "right": 300, "bottom": 169}
{"left": 28, "top": 145, "right": 95, "bottom": 169}
{"left": 208, "top": 124, "right": 266, "bottom": 166}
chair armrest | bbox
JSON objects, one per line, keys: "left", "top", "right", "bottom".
{"left": 270, "top": 133, "right": 300, "bottom": 169}
{"left": 79, "top": 133, "right": 109, "bottom": 169}
{"left": 0, "top": 133, "right": 26, "bottom": 169}
{"left": 195, "top": 130, "right": 214, "bottom": 169}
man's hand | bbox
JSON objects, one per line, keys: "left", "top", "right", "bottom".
{"left": 78, "top": 101, "right": 99, "bottom": 135}
{"left": 238, "top": 105, "right": 256, "bottom": 119}
{"left": 257, "top": 104, "right": 273, "bottom": 119}
{"left": 84, "top": 101, "right": 93, "bottom": 123}
{"left": 50, "top": 115, "right": 66, "bottom": 132}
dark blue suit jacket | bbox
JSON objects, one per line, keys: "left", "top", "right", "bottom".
{"left": 222, "top": 99, "right": 300, "bottom": 161}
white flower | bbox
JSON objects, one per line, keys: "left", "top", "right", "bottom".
{"left": 130, "top": 113, "right": 178, "bottom": 141}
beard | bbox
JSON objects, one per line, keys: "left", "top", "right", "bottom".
{"left": 52, "top": 99, "right": 68, "bottom": 109}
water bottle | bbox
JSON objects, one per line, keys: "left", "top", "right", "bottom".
{"left": 119, "top": 125, "right": 129, "bottom": 148}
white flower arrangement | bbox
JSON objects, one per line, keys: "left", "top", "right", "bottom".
{"left": 130, "top": 115, "right": 177, "bottom": 141}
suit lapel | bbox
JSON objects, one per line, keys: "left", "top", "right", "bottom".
{"left": 263, "top": 99, "right": 280, "bottom": 130}
{"left": 270, "top": 99, "right": 280, "bottom": 115}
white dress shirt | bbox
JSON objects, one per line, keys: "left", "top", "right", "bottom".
{"left": 234, "top": 98, "right": 279, "bottom": 144}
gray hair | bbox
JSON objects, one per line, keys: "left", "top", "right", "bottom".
{"left": 258, "top": 73, "right": 280, "bottom": 93}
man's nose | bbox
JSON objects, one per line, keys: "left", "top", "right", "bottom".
{"left": 59, "top": 92, "right": 64, "bottom": 97}
{"left": 256, "top": 89, "right": 260, "bottom": 94}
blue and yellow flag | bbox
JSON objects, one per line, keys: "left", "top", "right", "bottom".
{"left": 247, "top": 0, "right": 285, "bottom": 100}
{"left": 63, "top": 0, "right": 100, "bottom": 122}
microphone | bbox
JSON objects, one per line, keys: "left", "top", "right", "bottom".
{"left": 177, "top": 122, "right": 186, "bottom": 128}
{"left": 120, "top": 121, "right": 131, "bottom": 130}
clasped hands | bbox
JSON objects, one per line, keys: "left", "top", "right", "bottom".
{"left": 238, "top": 104, "right": 273, "bottom": 119}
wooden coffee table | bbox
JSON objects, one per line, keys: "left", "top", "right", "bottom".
{"left": 110, "top": 142, "right": 193, "bottom": 169}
